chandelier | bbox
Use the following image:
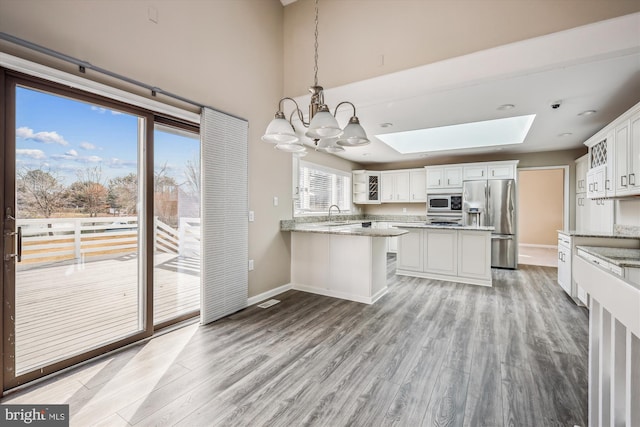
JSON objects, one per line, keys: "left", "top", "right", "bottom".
{"left": 261, "top": 0, "right": 369, "bottom": 154}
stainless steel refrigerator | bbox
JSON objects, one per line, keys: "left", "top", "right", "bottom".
{"left": 462, "top": 179, "right": 517, "bottom": 269}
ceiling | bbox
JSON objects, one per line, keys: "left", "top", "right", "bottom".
{"left": 290, "top": 12, "right": 640, "bottom": 165}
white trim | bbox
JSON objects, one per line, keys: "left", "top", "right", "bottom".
{"left": 0, "top": 52, "right": 200, "bottom": 124}
{"left": 247, "top": 283, "right": 293, "bottom": 306}
{"left": 292, "top": 283, "right": 388, "bottom": 305}
{"left": 518, "top": 165, "right": 570, "bottom": 231}
{"left": 518, "top": 243, "right": 558, "bottom": 249}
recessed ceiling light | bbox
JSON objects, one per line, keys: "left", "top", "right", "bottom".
{"left": 578, "top": 110, "right": 597, "bottom": 116}
{"left": 380, "top": 122, "right": 393, "bottom": 128}
{"left": 497, "top": 104, "right": 515, "bottom": 110}
{"left": 494, "top": 147, "right": 503, "bottom": 151}
{"left": 376, "top": 114, "right": 536, "bottom": 154}
{"left": 559, "top": 132, "right": 573, "bottom": 137}
{"left": 361, "top": 153, "right": 370, "bottom": 156}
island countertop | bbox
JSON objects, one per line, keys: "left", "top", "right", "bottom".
{"left": 282, "top": 222, "right": 408, "bottom": 237}
{"left": 396, "top": 223, "right": 495, "bottom": 231}
{"left": 576, "top": 245, "right": 640, "bottom": 268}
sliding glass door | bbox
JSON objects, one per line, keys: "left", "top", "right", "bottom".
{"left": 153, "top": 123, "right": 201, "bottom": 326}
{"left": 3, "top": 74, "right": 154, "bottom": 388}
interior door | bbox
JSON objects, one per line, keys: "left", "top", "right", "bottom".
{"left": 3, "top": 75, "right": 153, "bottom": 389}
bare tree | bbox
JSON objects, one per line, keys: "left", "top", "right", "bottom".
{"left": 17, "top": 167, "right": 67, "bottom": 218}
{"left": 70, "top": 166, "right": 108, "bottom": 217}
{"left": 154, "top": 162, "right": 179, "bottom": 226}
{"left": 184, "top": 156, "right": 200, "bottom": 197}
{"left": 108, "top": 173, "right": 138, "bottom": 215}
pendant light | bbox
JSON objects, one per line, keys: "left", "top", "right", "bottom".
{"left": 262, "top": 0, "right": 369, "bottom": 153}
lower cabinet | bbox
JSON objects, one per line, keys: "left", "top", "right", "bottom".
{"left": 397, "top": 227, "right": 492, "bottom": 286}
{"left": 557, "top": 239, "right": 572, "bottom": 295}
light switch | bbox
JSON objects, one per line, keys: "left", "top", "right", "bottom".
{"left": 248, "top": 260, "right": 254, "bottom": 271}
{"left": 249, "top": 211, "right": 255, "bottom": 222}
{"left": 273, "top": 196, "right": 279, "bottom": 207}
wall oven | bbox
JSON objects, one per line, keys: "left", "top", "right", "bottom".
{"left": 427, "top": 193, "right": 462, "bottom": 214}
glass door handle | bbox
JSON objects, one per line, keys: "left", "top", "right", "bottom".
{"left": 4, "top": 227, "right": 22, "bottom": 262}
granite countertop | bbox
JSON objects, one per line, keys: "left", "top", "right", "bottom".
{"left": 283, "top": 222, "right": 409, "bottom": 237}
{"left": 576, "top": 245, "right": 640, "bottom": 268}
{"left": 558, "top": 224, "right": 640, "bottom": 239}
{"left": 397, "top": 223, "right": 495, "bottom": 231}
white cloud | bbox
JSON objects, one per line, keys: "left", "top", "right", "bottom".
{"left": 16, "top": 126, "right": 69, "bottom": 146}
{"left": 67, "top": 149, "right": 78, "bottom": 157}
{"left": 51, "top": 152, "right": 102, "bottom": 163}
{"left": 91, "top": 106, "right": 123, "bottom": 115}
{"left": 79, "top": 141, "right": 97, "bottom": 150}
{"left": 107, "top": 157, "right": 137, "bottom": 168}
{"left": 16, "top": 149, "right": 46, "bottom": 159}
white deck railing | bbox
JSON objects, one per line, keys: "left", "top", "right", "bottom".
{"left": 15, "top": 216, "right": 199, "bottom": 264}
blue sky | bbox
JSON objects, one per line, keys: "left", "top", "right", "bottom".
{"left": 15, "top": 86, "right": 199, "bottom": 185}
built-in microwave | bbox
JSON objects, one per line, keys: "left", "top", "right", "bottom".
{"left": 427, "top": 194, "right": 462, "bottom": 214}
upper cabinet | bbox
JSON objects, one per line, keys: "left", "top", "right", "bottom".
{"left": 462, "top": 165, "right": 487, "bottom": 181}
{"left": 463, "top": 161, "right": 516, "bottom": 181}
{"left": 352, "top": 170, "right": 381, "bottom": 204}
{"left": 409, "top": 169, "right": 426, "bottom": 202}
{"left": 585, "top": 101, "right": 640, "bottom": 199}
{"left": 426, "top": 166, "right": 462, "bottom": 191}
{"left": 575, "top": 154, "right": 588, "bottom": 194}
{"left": 613, "top": 113, "right": 640, "bottom": 196}
{"left": 381, "top": 171, "right": 410, "bottom": 203}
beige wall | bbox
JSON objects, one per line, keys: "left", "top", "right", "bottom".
{"left": 283, "top": 0, "right": 640, "bottom": 96}
{"left": 518, "top": 169, "right": 564, "bottom": 246}
{"left": 0, "top": 0, "right": 291, "bottom": 298}
{"left": 616, "top": 199, "right": 640, "bottom": 226}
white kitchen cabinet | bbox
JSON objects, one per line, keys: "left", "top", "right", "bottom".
{"left": 463, "top": 164, "right": 487, "bottom": 181}
{"left": 588, "top": 198, "right": 613, "bottom": 234}
{"left": 586, "top": 164, "right": 606, "bottom": 199}
{"left": 575, "top": 194, "right": 589, "bottom": 232}
{"left": 613, "top": 111, "right": 640, "bottom": 196}
{"left": 557, "top": 238, "right": 571, "bottom": 295}
{"left": 575, "top": 154, "right": 588, "bottom": 193}
{"left": 381, "top": 171, "right": 410, "bottom": 202}
{"left": 388, "top": 235, "right": 398, "bottom": 253}
{"left": 426, "top": 166, "right": 462, "bottom": 190}
{"left": 352, "top": 170, "right": 381, "bottom": 204}
{"left": 396, "top": 226, "right": 492, "bottom": 286}
{"left": 397, "top": 228, "right": 422, "bottom": 271}
{"left": 409, "top": 168, "right": 426, "bottom": 202}
{"left": 423, "top": 229, "right": 457, "bottom": 276}
{"left": 488, "top": 164, "right": 514, "bottom": 179}
{"left": 458, "top": 230, "right": 492, "bottom": 281}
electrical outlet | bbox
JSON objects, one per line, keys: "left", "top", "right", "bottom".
{"left": 402, "top": 208, "right": 407, "bottom": 213}
{"left": 248, "top": 259, "right": 254, "bottom": 271}
{"left": 273, "top": 196, "right": 279, "bottom": 207}
{"left": 249, "top": 211, "right": 254, "bottom": 222}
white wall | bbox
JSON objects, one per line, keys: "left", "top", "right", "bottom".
{"left": 617, "top": 199, "right": 640, "bottom": 226}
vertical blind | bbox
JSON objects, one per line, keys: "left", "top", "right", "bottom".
{"left": 295, "top": 160, "right": 351, "bottom": 216}
{"left": 200, "top": 107, "right": 248, "bottom": 325}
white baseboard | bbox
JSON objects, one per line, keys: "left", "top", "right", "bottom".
{"left": 519, "top": 243, "right": 557, "bottom": 249}
{"left": 292, "top": 283, "right": 387, "bottom": 305}
{"left": 247, "top": 283, "right": 293, "bottom": 306}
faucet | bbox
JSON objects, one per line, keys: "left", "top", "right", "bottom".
{"left": 328, "top": 204, "right": 341, "bottom": 222}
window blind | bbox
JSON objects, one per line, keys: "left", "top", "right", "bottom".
{"left": 200, "top": 107, "right": 248, "bottom": 325}
{"left": 295, "top": 160, "right": 351, "bottom": 216}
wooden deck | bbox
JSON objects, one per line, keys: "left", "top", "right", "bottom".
{"left": 15, "top": 253, "right": 200, "bottom": 375}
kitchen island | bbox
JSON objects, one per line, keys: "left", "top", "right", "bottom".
{"left": 395, "top": 224, "right": 494, "bottom": 287}
{"left": 282, "top": 222, "right": 407, "bottom": 304}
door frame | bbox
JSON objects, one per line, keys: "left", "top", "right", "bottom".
{"left": 2, "top": 69, "right": 156, "bottom": 390}
{"left": 517, "top": 165, "right": 570, "bottom": 233}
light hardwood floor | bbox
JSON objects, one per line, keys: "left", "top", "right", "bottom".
{"left": 2, "top": 256, "right": 588, "bottom": 426}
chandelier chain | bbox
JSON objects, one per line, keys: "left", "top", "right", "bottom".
{"left": 313, "top": 0, "right": 319, "bottom": 87}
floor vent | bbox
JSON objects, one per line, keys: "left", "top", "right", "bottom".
{"left": 257, "top": 299, "right": 280, "bottom": 309}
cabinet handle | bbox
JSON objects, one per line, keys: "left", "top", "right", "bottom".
{"left": 594, "top": 182, "right": 598, "bottom": 192}
{"left": 605, "top": 179, "right": 610, "bottom": 190}
{"left": 621, "top": 175, "right": 627, "bottom": 187}
{"left": 630, "top": 173, "right": 636, "bottom": 186}
{"left": 588, "top": 183, "right": 593, "bottom": 192}
{"left": 558, "top": 252, "right": 562, "bottom": 261}
{"left": 447, "top": 179, "right": 450, "bottom": 185}
{"left": 438, "top": 179, "right": 441, "bottom": 186}
{"left": 492, "top": 170, "right": 495, "bottom": 177}
{"left": 481, "top": 170, "right": 484, "bottom": 177}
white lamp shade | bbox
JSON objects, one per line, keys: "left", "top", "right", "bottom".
{"left": 275, "top": 142, "right": 306, "bottom": 153}
{"left": 336, "top": 121, "right": 370, "bottom": 146}
{"left": 305, "top": 111, "right": 342, "bottom": 139}
{"left": 316, "top": 138, "right": 345, "bottom": 153}
{"left": 262, "top": 117, "right": 299, "bottom": 144}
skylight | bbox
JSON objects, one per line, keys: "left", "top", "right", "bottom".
{"left": 376, "top": 114, "right": 536, "bottom": 154}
